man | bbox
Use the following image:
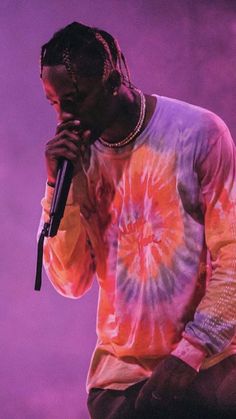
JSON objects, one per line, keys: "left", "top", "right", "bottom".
{"left": 38, "top": 22, "right": 236, "bottom": 418}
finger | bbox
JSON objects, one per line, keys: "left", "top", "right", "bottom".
{"left": 46, "top": 136, "right": 82, "bottom": 154}
{"left": 46, "top": 138, "right": 81, "bottom": 155}
{"left": 46, "top": 141, "right": 82, "bottom": 160}
{"left": 81, "top": 129, "right": 92, "bottom": 142}
{"left": 57, "top": 129, "right": 81, "bottom": 142}
{"left": 56, "top": 120, "right": 81, "bottom": 134}
{"left": 46, "top": 147, "right": 80, "bottom": 162}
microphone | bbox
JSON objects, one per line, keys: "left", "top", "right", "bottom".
{"left": 35, "top": 123, "right": 82, "bottom": 290}
{"left": 47, "top": 158, "right": 74, "bottom": 237}
{"left": 46, "top": 122, "right": 96, "bottom": 237}
{"left": 35, "top": 159, "right": 73, "bottom": 290}
{"left": 47, "top": 122, "right": 83, "bottom": 237}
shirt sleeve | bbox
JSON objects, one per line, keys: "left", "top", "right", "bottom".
{"left": 39, "top": 174, "right": 104, "bottom": 298}
{"left": 181, "top": 120, "right": 236, "bottom": 360}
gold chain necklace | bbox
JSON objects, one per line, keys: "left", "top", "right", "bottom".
{"left": 99, "top": 90, "right": 146, "bottom": 148}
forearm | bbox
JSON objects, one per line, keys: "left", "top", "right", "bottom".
{"left": 40, "top": 180, "right": 96, "bottom": 298}
{"left": 184, "top": 255, "right": 236, "bottom": 354}
{"left": 171, "top": 242, "right": 236, "bottom": 370}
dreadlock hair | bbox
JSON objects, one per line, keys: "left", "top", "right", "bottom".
{"left": 40, "top": 22, "right": 132, "bottom": 89}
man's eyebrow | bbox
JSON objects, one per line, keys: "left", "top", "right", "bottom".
{"left": 62, "top": 92, "right": 78, "bottom": 99}
{"left": 45, "top": 92, "right": 78, "bottom": 100}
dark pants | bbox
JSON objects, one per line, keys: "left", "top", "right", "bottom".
{"left": 87, "top": 355, "right": 236, "bottom": 419}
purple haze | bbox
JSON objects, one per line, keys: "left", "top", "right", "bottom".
{"left": 1, "top": 1, "right": 236, "bottom": 418}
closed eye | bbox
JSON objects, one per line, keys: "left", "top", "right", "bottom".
{"left": 61, "top": 99, "right": 77, "bottom": 112}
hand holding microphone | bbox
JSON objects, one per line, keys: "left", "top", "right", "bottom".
{"left": 45, "top": 120, "right": 92, "bottom": 237}
{"left": 45, "top": 120, "right": 91, "bottom": 186}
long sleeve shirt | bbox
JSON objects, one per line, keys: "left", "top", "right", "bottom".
{"left": 40, "top": 95, "right": 236, "bottom": 391}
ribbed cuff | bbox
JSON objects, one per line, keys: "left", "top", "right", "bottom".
{"left": 44, "top": 182, "right": 55, "bottom": 204}
{"left": 171, "top": 337, "right": 207, "bottom": 371}
{"left": 44, "top": 175, "right": 81, "bottom": 206}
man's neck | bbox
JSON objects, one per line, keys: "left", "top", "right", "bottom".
{"left": 101, "top": 86, "right": 156, "bottom": 145}
{"left": 100, "top": 86, "right": 137, "bottom": 144}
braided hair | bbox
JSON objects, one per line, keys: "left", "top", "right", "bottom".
{"left": 40, "top": 22, "right": 132, "bottom": 88}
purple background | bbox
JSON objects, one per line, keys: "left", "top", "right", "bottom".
{"left": 1, "top": 1, "right": 236, "bottom": 418}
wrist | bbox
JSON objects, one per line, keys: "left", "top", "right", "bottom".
{"left": 47, "top": 180, "right": 56, "bottom": 188}
{"left": 171, "top": 337, "right": 207, "bottom": 372}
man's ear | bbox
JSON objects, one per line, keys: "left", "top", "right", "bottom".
{"left": 105, "top": 70, "right": 122, "bottom": 93}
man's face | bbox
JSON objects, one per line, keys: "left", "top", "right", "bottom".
{"left": 42, "top": 64, "right": 113, "bottom": 137}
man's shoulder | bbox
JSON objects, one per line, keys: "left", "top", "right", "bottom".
{"left": 157, "top": 95, "right": 227, "bottom": 137}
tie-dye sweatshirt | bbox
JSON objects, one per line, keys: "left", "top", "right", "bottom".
{"left": 40, "top": 95, "right": 236, "bottom": 391}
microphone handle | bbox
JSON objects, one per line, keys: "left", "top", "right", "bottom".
{"left": 47, "top": 159, "right": 74, "bottom": 237}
